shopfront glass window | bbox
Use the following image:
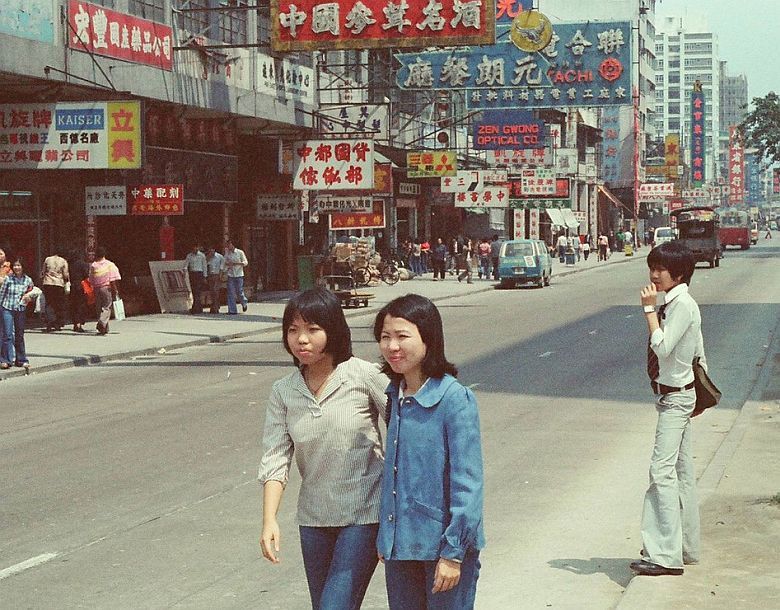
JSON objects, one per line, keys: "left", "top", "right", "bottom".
{"left": 220, "top": 0, "right": 248, "bottom": 45}
{"left": 129, "top": 0, "right": 166, "bottom": 23}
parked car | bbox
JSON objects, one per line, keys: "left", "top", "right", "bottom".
{"left": 652, "top": 226, "right": 675, "bottom": 247}
{"left": 496, "top": 239, "right": 552, "bottom": 288}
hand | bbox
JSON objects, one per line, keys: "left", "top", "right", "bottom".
{"left": 432, "top": 557, "right": 461, "bottom": 594}
{"left": 260, "top": 520, "right": 282, "bottom": 564}
{"left": 377, "top": 552, "right": 384, "bottom": 564}
{"left": 640, "top": 284, "right": 657, "bottom": 308}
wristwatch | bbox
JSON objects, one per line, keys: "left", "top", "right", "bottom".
{"left": 643, "top": 304, "right": 656, "bottom": 314}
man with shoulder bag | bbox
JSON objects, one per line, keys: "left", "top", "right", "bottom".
{"left": 631, "top": 241, "right": 713, "bottom": 577}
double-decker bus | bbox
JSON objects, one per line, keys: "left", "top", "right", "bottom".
{"left": 718, "top": 209, "right": 750, "bottom": 249}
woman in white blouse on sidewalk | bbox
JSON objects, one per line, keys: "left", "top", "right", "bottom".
{"left": 258, "top": 287, "right": 388, "bottom": 610}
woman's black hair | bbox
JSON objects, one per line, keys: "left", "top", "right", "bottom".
{"left": 282, "top": 287, "right": 352, "bottom": 367}
{"left": 373, "top": 293, "right": 457, "bottom": 382}
{"left": 647, "top": 241, "right": 695, "bottom": 285}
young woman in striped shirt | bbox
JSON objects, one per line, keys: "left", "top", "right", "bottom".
{"left": 259, "top": 288, "right": 388, "bottom": 609}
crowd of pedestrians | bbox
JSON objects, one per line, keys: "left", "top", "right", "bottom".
{"left": 398, "top": 234, "right": 504, "bottom": 283}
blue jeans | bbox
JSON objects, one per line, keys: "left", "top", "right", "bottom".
{"left": 225, "top": 276, "right": 247, "bottom": 314}
{"left": 385, "top": 552, "right": 481, "bottom": 610}
{"left": 1, "top": 307, "right": 27, "bottom": 365}
{"left": 299, "top": 524, "right": 379, "bottom": 610}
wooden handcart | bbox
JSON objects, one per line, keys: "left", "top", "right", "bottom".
{"left": 319, "top": 274, "right": 375, "bottom": 308}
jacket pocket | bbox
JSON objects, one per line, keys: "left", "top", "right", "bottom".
{"left": 411, "top": 499, "right": 445, "bottom": 523}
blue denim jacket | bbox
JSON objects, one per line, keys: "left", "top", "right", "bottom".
{"left": 377, "top": 374, "right": 485, "bottom": 562}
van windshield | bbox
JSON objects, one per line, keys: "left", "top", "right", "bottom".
{"left": 503, "top": 243, "right": 534, "bottom": 257}
{"left": 655, "top": 228, "right": 672, "bottom": 238}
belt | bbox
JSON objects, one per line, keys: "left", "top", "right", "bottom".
{"left": 652, "top": 381, "right": 695, "bottom": 395}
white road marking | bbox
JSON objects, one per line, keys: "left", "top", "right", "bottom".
{"left": 588, "top": 330, "right": 597, "bottom": 335}
{"left": 0, "top": 553, "right": 58, "bottom": 580}
{"left": 538, "top": 351, "right": 554, "bottom": 358}
{"left": 466, "top": 383, "right": 481, "bottom": 389}
{"left": 624, "top": 314, "right": 634, "bottom": 319}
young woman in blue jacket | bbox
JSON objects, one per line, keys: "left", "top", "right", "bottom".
{"left": 373, "top": 294, "right": 485, "bottom": 609}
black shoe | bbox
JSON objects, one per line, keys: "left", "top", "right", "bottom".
{"left": 242, "top": 304, "right": 247, "bottom": 312}
{"left": 629, "top": 559, "right": 683, "bottom": 576}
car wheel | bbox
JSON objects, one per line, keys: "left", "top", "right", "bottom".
{"left": 714, "top": 256, "right": 720, "bottom": 268}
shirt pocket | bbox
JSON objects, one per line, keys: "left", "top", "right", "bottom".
{"left": 411, "top": 498, "right": 445, "bottom": 523}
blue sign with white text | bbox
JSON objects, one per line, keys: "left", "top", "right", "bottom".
{"left": 55, "top": 109, "right": 105, "bottom": 131}
{"left": 472, "top": 110, "right": 545, "bottom": 149}
{"left": 395, "top": 21, "right": 632, "bottom": 110}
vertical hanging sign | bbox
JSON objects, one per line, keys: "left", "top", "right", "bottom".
{"left": 728, "top": 126, "right": 745, "bottom": 205}
{"left": 690, "top": 82, "right": 705, "bottom": 188}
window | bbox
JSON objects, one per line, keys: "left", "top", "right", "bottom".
{"left": 88, "top": 0, "right": 115, "bottom": 6}
{"left": 257, "top": 5, "right": 271, "bottom": 47}
{"left": 129, "top": 0, "right": 166, "bottom": 23}
{"left": 668, "top": 104, "right": 680, "bottom": 115}
{"left": 179, "top": 0, "right": 210, "bottom": 36}
{"left": 220, "top": 0, "right": 248, "bottom": 45}
{"left": 669, "top": 119, "right": 680, "bottom": 131}
{"left": 668, "top": 88, "right": 680, "bottom": 100}
{"left": 668, "top": 60, "right": 679, "bottom": 69}
{"left": 668, "top": 45, "right": 680, "bottom": 53}
{"left": 684, "top": 42, "right": 712, "bottom": 53}
{"left": 668, "top": 73, "right": 679, "bottom": 84}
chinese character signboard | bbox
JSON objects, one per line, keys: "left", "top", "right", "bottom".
{"left": 690, "top": 86, "right": 706, "bottom": 187}
{"left": 513, "top": 209, "right": 526, "bottom": 239}
{"left": 129, "top": 184, "right": 184, "bottom": 215}
{"left": 315, "top": 194, "right": 373, "bottom": 213}
{"left": 441, "top": 170, "right": 484, "bottom": 193}
{"left": 68, "top": 0, "right": 173, "bottom": 70}
{"left": 85, "top": 185, "right": 126, "bottom": 215}
{"left": 1, "top": 1, "right": 55, "bottom": 43}
{"left": 508, "top": 177, "right": 570, "bottom": 208}
{"left": 601, "top": 107, "right": 621, "bottom": 184}
{"left": 520, "top": 168, "right": 555, "bottom": 195}
{"left": 318, "top": 104, "right": 389, "bottom": 139}
{"left": 665, "top": 134, "right": 680, "bottom": 181}
{"left": 0, "top": 101, "right": 142, "bottom": 170}
{"left": 257, "top": 53, "right": 315, "bottom": 105}
{"left": 488, "top": 148, "right": 551, "bottom": 169}
{"left": 454, "top": 186, "right": 509, "bottom": 208}
{"left": 472, "top": 110, "right": 544, "bottom": 149}
{"left": 257, "top": 194, "right": 300, "bottom": 220}
{"left": 292, "top": 139, "right": 374, "bottom": 190}
{"left": 373, "top": 162, "right": 392, "bottom": 195}
{"left": 176, "top": 39, "right": 251, "bottom": 90}
{"left": 746, "top": 153, "right": 761, "bottom": 204}
{"left": 497, "top": 0, "right": 532, "bottom": 25}
{"left": 407, "top": 151, "right": 457, "bottom": 178}
{"left": 728, "top": 126, "right": 744, "bottom": 205}
{"left": 395, "top": 21, "right": 632, "bottom": 110}
{"left": 329, "top": 200, "right": 385, "bottom": 229}
{"left": 272, "top": 0, "right": 496, "bottom": 52}
{"left": 638, "top": 182, "right": 674, "bottom": 202}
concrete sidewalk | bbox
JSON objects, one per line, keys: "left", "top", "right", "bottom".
{"left": 1, "top": 247, "right": 642, "bottom": 381}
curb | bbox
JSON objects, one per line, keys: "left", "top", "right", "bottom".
{"left": 0, "top": 252, "right": 647, "bottom": 381}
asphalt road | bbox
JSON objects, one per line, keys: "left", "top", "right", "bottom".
{"left": 1, "top": 240, "right": 778, "bottom": 609}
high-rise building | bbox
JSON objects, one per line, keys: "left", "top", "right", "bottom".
{"left": 719, "top": 62, "right": 749, "bottom": 181}
{"left": 654, "top": 14, "right": 721, "bottom": 186}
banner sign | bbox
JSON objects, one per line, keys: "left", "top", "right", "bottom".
{"left": 746, "top": 153, "right": 761, "bottom": 204}
{"left": 728, "top": 126, "right": 744, "bottom": 205}
{"left": 0, "top": 101, "right": 142, "bottom": 170}
{"left": 682, "top": 188, "right": 708, "bottom": 200}
{"left": 128, "top": 184, "right": 184, "bottom": 215}
{"left": 691, "top": 88, "right": 706, "bottom": 187}
{"left": 774, "top": 168, "right": 780, "bottom": 195}
{"left": 601, "top": 107, "right": 621, "bottom": 184}
{"left": 395, "top": 21, "right": 631, "bottom": 110}
{"left": 454, "top": 186, "right": 509, "bottom": 208}
{"left": 441, "top": 170, "right": 484, "bottom": 193}
{"left": 292, "top": 139, "right": 374, "bottom": 190}
{"left": 508, "top": 178, "right": 570, "bottom": 208}
{"left": 520, "top": 168, "right": 556, "bottom": 195}
{"left": 271, "top": 0, "right": 496, "bottom": 52}
{"left": 257, "top": 194, "right": 299, "bottom": 220}
{"left": 638, "top": 182, "right": 674, "bottom": 202}
{"left": 528, "top": 208, "right": 540, "bottom": 238}
{"left": 67, "top": 0, "right": 173, "bottom": 71}
{"left": 85, "top": 185, "right": 126, "bottom": 216}
{"left": 257, "top": 54, "right": 315, "bottom": 105}
{"left": 665, "top": 134, "right": 680, "bottom": 181}
{"left": 317, "top": 104, "right": 389, "bottom": 139}
{"left": 1, "top": 0, "right": 55, "bottom": 43}
{"left": 329, "top": 200, "right": 385, "bottom": 229}
{"left": 487, "top": 148, "right": 551, "bottom": 169}
{"left": 406, "top": 151, "right": 457, "bottom": 178}
{"left": 512, "top": 209, "right": 526, "bottom": 239}
{"left": 472, "top": 110, "right": 544, "bottom": 149}
{"left": 315, "top": 194, "right": 373, "bottom": 213}
{"left": 373, "top": 162, "right": 393, "bottom": 195}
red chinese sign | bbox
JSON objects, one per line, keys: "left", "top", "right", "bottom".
{"left": 774, "top": 168, "right": 780, "bottom": 195}
{"left": 129, "top": 184, "right": 184, "bottom": 215}
{"left": 690, "top": 87, "right": 706, "bottom": 187}
{"left": 728, "top": 126, "right": 745, "bottom": 205}
{"left": 68, "top": 0, "right": 173, "bottom": 71}
{"left": 271, "top": 0, "right": 495, "bottom": 51}
{"left": 329, "top": 200, "right": 385, "bottom": 229}
{"left": 509, "top": 177, "right": 570, "bottom": 199}
{"left": 292, "top": 139, "right": 374, "bottom": 190}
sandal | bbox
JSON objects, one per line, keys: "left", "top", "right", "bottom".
{"left": 0, "top": 363, "right": 10, "bottom": 369}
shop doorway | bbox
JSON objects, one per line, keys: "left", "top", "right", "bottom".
{"left": 0, "top": 191, "right": 49, "bottom": 279}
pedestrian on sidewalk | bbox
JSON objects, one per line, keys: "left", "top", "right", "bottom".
{"left": 0, "top": 257, "right": 35, "bottom": 370}
{"left": 41, "top": 250, "right": 69, "bottom": 332}
{"left": 765, "top": 224, "right": 773, "bottom": 239}
{"left": 258, "top": 288, "right": 389, "bottom": 610}
{"left": 582, "top": 238, "right": 591, "bottom": 261}
{"left": 205, "top": 246, "right": 224, "bottom": 313}
{"left": 458, "top": 238, "right": 474, "bottom": 284}
{"left": 185, "top": 243, "right": 207, "bottom": 314}
{"left": 598, "top": 233, "right": 609, "bottom": 261}
{"left": 490, "top": 234, "right": 502, "bottom": 280}
{"left": 477, "top": 237, "right": 491, "bottom": 278}
{"left": 224, "top": 239, "right": 248, "bottom": 314}
{"left": 89, "top": 246, "right": 121, "bottom": 335}
{"left": 631, "top": 241, "right": 706, "bottom": 577}
{"left": 67, "top": 249, "right": 90, "bottom": 333}
{"left": 420, "top": 239, "right": 431, "bottom": 274}
{"left": 0, "top": 247, "right": 11, "bottom": 364}
{"left": 410, "top": 238, "right": 423, "bottom": 276}
{"left": 431, "top": 237, "right": 448, "bottom": 281}
{"left": 373, "top": 294, "right": 485, "bottom": 609}
{"left": 556, "top": 233, "right": 568, "bottom": 263}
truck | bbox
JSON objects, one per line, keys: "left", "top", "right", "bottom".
{"left": 671, "top": 206, "right": 721, "bottom": 268}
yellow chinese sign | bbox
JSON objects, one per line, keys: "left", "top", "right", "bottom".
{"left": 406, "top": 151, "right": 457, "bottom": 178}
{"left": 107, "top": 101, "right": 142, "bottom": 169}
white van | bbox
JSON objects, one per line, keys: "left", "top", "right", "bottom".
{"left": 652, "top": 226, "right": 674, "bottom": 247}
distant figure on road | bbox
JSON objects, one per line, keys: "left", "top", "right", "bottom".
{"left": 374, "top": 294, "right": 485, "bottom": 609}
{"left": 258, "top": 288, "right": 389, "bottom": 610}
{"left": 41, "top": 250, "right": 69, "bottom": 332}
{"left": 490, "top": 234, "right": 502, "bottom": 280}
{"left": 89, "top": 246, "right": 121, "bottom": 335}
{"left": 631, "top": 241, "right": 706, "bottom": 577}
{"left": 477, "top": 237, "right": 491, "bottom": 278}
{"left": 431, "top": 237, "right": 448, "bottom": 281}
{"left": 223, "top": 239, "right": 248, "bottom": 314}
{"left": 765, "top": 225, "right": 773, "bottom": 239}
{"left": 205, "top": 246, "right": 224, "bottom": 314}
{"left": 457, "top": 238, "right": 474, "bottom": 284}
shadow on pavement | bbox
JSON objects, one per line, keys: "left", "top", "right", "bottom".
{"left": 548, "top": 557, "right": 634, "bottom": 587}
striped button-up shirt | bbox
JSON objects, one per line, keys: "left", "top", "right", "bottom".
{"left": 258, "top": 357, "right": 389, "bottom": 526}
{"left": 0, "top": 273, "right": 35, "bottom": 311}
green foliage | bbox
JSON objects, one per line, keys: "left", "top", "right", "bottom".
{"left": 739, "top": 92, "right": 780, "bottom": 165}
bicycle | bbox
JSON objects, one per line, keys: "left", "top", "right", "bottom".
{"left": 354, "top": 256, "right": 401, "bottom": 286}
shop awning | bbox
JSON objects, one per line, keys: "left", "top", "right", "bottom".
{"left": 598, "top": 185, "right": 624, "bottom": 208}
{"left": 561, "top": 208, "right": 581, "bottom": 230}
{"left": 545, "top": 207, "right": 565, "bottom": 227}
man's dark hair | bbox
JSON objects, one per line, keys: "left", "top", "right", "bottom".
{"left": 95, "top": 246, "right": 107, "bottom": 259}
{"left": 373, "top": 293, "right": 457, "bottom": 382}
{"left": 282, "top": 288, "right": 352, "bottom": 367}
{"left": 647, "top": 241, "right": 695, "bottom": 285}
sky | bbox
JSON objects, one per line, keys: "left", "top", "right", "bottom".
{"left": 657, "top": 0, "right": 779, "bottom": 101}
